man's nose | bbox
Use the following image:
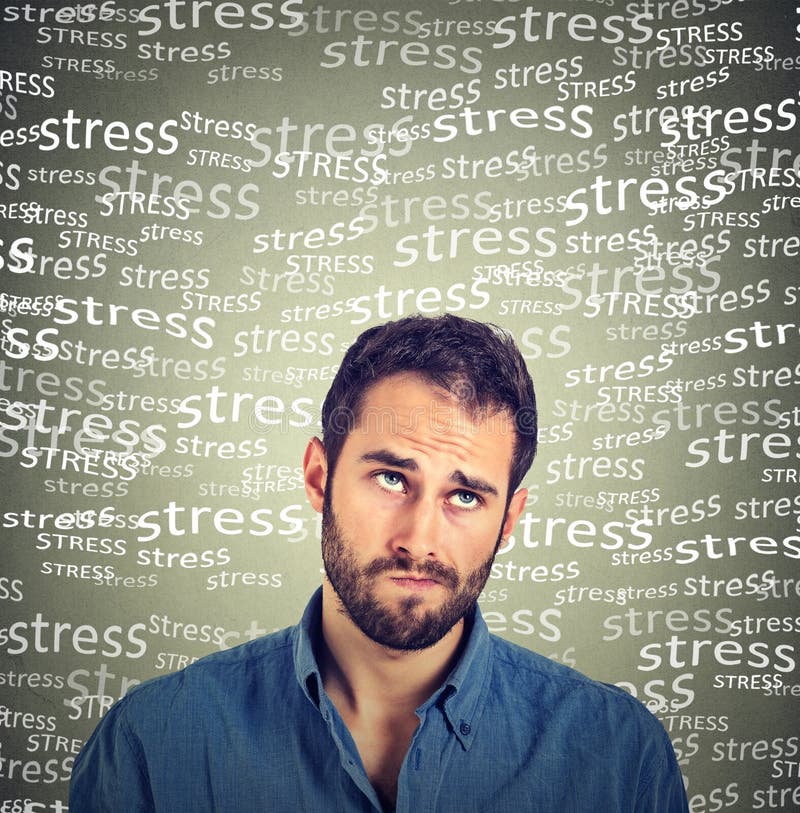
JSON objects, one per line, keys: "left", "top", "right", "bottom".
{"left": 391, "top": 495, "right": 442, "bottom": 560}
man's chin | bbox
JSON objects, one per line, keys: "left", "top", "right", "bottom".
{"left": 361, "top": 590, "right": 429, "bottom": 621}
{"left": 352, "top": 597, "right": 462, "bottom": 651}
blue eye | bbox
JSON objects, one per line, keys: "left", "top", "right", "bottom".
{"left": 375, "top": 471, "right": 405, "bottom": 492}
{"left": 449, "top": 491, "right": 481, "bottom": 510}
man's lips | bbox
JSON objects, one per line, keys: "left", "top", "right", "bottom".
{"left": 388, "top": 575, "right": 442, "bottom": 590}
{"left": 363, "top": 557, "right": 460, "bottom": 590}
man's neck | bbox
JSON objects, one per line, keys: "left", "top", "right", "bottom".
{"left": 317, "top": 583, "right": 469, "bottom": 812}
{"left": 318, "top": 581, "right": 465, "bottom": 713}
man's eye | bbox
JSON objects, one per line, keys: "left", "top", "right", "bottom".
{"left": 449, "top": 491, "right": 481, "bottom": 510}
{"left": 375, "top": 471, "right": 405, "bottom": 492}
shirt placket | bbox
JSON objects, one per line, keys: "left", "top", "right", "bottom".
{"left": 395, "top": 707, "right": 452, "bottom": 813}
{"left": 319, "top": 695, "right": 385, "bottom": 812}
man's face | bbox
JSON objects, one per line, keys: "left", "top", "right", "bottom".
{"left": 307, "top": 373, "right": 527, "bottom": 651}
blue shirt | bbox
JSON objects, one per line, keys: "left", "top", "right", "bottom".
{"left": 70, "top": 589, "right": 689, "bottom": 812}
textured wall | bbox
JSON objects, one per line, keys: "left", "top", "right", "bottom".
{"left": 1, "top": 1, "right": 798, "bottom": 810}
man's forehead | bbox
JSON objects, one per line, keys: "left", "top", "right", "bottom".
{"left": 349, "top": 372, "right": 517, "bottom": 460}
{"left": 355, "top": 372, "right": 514, "bottom": 433}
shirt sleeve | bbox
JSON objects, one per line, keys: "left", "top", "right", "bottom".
{"left": 70, "top": 699, "right": 155, "bottom": 813}
{"left": 635, "top": 730, "right": 690, "bottom": 813}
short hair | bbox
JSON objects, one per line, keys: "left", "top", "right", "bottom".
{"left": 321, "top": 314, "right": 537, "bottom": 495}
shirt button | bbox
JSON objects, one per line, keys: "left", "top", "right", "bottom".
{"left": 459, "top": 722, "right": 472, "bottom": 736}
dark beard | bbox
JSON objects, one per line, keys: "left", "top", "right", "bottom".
{"left": 320, "top": 496, "right": 501, "bottom": 651}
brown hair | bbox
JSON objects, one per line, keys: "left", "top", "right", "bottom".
{"left": 321, "top": 314, "right": 537, "bottom": 495}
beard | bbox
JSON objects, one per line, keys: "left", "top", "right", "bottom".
{"left": 320, "top": 495, "right": 501, "bottom": 651}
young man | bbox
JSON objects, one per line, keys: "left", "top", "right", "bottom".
{"left": 70, "top": 315, "right": 689, "bottom": 812}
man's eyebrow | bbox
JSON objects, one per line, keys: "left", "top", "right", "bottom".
{"left": 449, "top": 470, "right": 499, "bottom": 497}
{"left": 359, "top": 451, "right": 499, "bottom": 497}
{"left": 359, "top": 450, "right": 419, "bottom": 471}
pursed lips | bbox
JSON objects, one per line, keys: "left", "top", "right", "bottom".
{"left": 363, "top": 557, "right": 460, "bottom": 590}
{"left": 387, "top": 574, "right": 442, "bottom": 590}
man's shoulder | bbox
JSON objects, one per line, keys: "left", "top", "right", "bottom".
{"left": 488, "top": 632, "right": 663, "bottom": 731}
{"left": 122, "top": 624, "right": 297, "bottom": 712}
{"left": 483, "top": 634, "right": 686, "bottom": 807}
{"left": 489, "top": 631, "right": 611, "bottom": 689}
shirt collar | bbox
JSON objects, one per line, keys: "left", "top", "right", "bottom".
{"left": 292, "top": 587, "right": 493, "bottom": 751}
{"left": 427, "top": 604, "right": 492, "bottom": 751}
{"left": 293, "top": 587, "right": 326, "bottom": 708}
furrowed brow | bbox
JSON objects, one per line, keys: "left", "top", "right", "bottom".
{"left": 358, "top": 452, "right": 500, "bottom": 497}
{"left": 449, "top": 469, "right": 499, "bottom": 497}
{"left": 359, "top": 450, "right": 419, "bottom": 471}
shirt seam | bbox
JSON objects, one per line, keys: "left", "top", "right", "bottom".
{"left": 143, "top": 636, "right": 297, "bottom": 691}
{"left": 118, "top": 703, "right": 156, "bottom": 810}
{"left": 634, "top": 741, "right": 672, "bottom": 808}
{"left": 491, "top": 645, "right": 651, "bottom": 708}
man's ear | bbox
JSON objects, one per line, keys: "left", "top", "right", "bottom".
{"left": 303, "top": 437, "right": 328, "bottom": 513}
{"left": 501, "top": 488, "right": 528, "bottom": 539}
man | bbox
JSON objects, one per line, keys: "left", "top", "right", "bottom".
{"left": 70, "top": 314, "right": 689, "bottom": 812}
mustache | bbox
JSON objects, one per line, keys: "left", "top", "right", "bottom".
{"left": 362, "top": 556, "right": 459, "bottom": 590}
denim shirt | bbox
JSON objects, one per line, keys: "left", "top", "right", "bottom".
{"left": 70, "top": 589, "right": 689, "bottom": 812}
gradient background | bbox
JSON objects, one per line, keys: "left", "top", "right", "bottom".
{"left": 1, "top": 1, "right": 798, "bottom": 809}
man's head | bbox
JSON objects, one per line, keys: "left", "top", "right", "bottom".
{"left": 304, "top": 315, "right": 537, "bottom": 651}
{"left": 320, "top": 314, "right": 537, "bottom": 493}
